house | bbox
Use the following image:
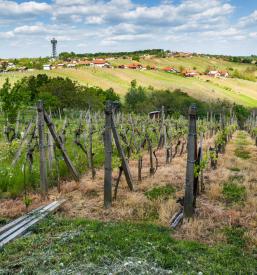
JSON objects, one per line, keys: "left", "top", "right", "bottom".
{"left": 67, "top": 63, "right": 76, "bottom": 68}
{"left": 219, "top": 70, "right": 229, "bottom": 78}
{"left": 208, "top": 70, "right": 229, "bottom": 78}
{"left": 127, "top": 63, "right": 142, "bottom": 69}
{"left": 43, "top": 64, "right": 52, "bottom": 70}
{"left": 57, "top": 63, "right": 65, "bottom": 68}
{"left": 90, "top": 59, "right": 110, "bottom": 68}
{"left": 208, "top": 71, "right": 221, "bottom": 77}
{"left": 163, "top": 66, "right": 177, "bottom": 73}
{"left": 7, "top": 63, "right": 16, "bottom": 69}
{"left": 118, "top": 64, "right": 126, "bottom": 69}
{"left": 79, "top": 60, "right": 91, "bottom": 66}
{"left": 183, "top": 70, "right": 198, "bottom": 77}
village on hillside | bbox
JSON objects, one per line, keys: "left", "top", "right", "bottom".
{"left": 0, "top": 51, "right": 231, "bottom": 79}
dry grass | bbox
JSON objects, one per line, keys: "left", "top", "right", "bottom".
{"left": 1, "top": 131, "right": 256, "bottom": 249}
{"left": 158, "top": 198, "right": 179, "bottom": 225}
{"left": 207, "top": 183, "right": 222, "bottom": 200}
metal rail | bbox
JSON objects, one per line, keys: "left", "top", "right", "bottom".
{"left": 0, "top": 200, "right": 65, "bottom": 248}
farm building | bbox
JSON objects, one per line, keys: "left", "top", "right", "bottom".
{"left": 127, "top": 63, "right": 142, "bottom": 69}
{"left": 183, "top": 70, "right": 198, "bottom": 77}
{"left": 67, "top": 63, "right": 77, "bottom": 68}
{"left": 118, "top": 64, "right": 127, "bottom": 69}
{"left": 208, "top": 71, "right": 221, "bottom": 77}
{"left": 208, "top": 70, "right": 229, "bottom": 78}
{"left": 163, "top": 67, "right": 177, "bottom": 73}
{"left": 219, "top": 70, "right": 229, "bottom": 77}
{"left": 43, "top": 64, "right": 52, "bottom": 70}
{"left": 90, "top": 59, "right": 110, "bottom": 68}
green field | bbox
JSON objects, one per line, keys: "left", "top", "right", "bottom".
{"left": 0, "top": 56, "right": 256, "bottom": 107}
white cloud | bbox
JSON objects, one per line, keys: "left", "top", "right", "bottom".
{"left": 0, "top": 0, "right": 51, "bottom": 17}
{"left": 0, "top": 0, "right": 257, "bottom": 57}
{"left": 238, "top": 10, "right": 257, "bottom": 28}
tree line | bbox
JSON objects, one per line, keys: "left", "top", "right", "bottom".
{"left": 0, "top": 74, "right": 250, "bottom": 125}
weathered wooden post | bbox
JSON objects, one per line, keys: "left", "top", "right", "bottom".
{"left": 184, "top": 104, "right": 197, "bottom": 218}
{"left": 104, "top": 101, "right": 113, "bottom": 208}
{"left": 111, "top": 115, "right": 134, "bottom": 191}
{"left": 43, "top": 110, "right": 80, "bottom": 182}
{"left": 37, "top": 101, "right": 48, "bottom": 198}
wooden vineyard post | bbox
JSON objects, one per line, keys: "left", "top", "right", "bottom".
{"left": 43, "top": 109, "right": 80, "bottom": 182}
{"left": 111, "top": 114, "right": 134, "bottom": 191}
{"left": 104, "top": 101, "right": 113, "bottom": 208}
{"left": 199, "top": 132, "right": 204, "bottom": 193}
{"left": 184, "top": 104, "right": 197, "bottom": 218}
{"left": 37, "top": 101, "right": 48, "bottom": 198}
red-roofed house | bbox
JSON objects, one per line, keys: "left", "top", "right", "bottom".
{"left": 183, "top": 70, "right": 198, "bottom": 77}
{"left": 163, "top": 67, "right": 177, "bottom": 73}
{"left": 127, "top": 63, "right": 142, "bottom": 69}
{"left": 90, "top": 59, "right": 110, "bottom": 68}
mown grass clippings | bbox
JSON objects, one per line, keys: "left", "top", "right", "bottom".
{"left": 0, "top": 216, "right": 256, "bottom": 274}
{"left": 145, "top": 185, "right": 175, "bottom": 201}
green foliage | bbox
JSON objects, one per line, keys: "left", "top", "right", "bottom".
{"left": 145, "top": 185, "right": 175, "bottom": 200}
{"left": 59, "top": 49, "right": 165, "bottom": 59}
{"left": 125, "top": 80, "right": 148, "bottom": 113}
{"left": 233, "top": 105, "right": 250, "bottom": 128}
{"left": 132, "top": 55, "right": 140, "bottom": 62}
{"left": 0, "top": 74, "right": 120, "bottom": 116}
{"left": 222, "top": 182, "right": 246, "bottom": 204}
{"left": 232, "top": 69, "right": 256, "bottom": 82}
{"left": 0, "top": 217, "right": 256, "bottom": 274}
{"left": 0, "top": 78, "right": 31, "bottom": 122}
{"left": 23, "top": 196, "right": 33, "bottom": 208}
{"left": 229, "top": 167, "right": 240, "bottom": 172}
{"left": 235, "top": 148, "right": 250, "bottom": 159}
{"left": 224, "top": 226, "right": 247, "bottom": 248}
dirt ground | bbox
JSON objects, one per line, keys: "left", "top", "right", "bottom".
{"left": 1, "top": 131, "right": 256, "bottom": 248}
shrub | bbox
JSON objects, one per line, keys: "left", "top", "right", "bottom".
{"left": 145, "top": 185, "right": 175, "bottom": 200}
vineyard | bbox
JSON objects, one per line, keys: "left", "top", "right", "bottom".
{"left": 0, "top": 101, "right": 257, "bottom": 273}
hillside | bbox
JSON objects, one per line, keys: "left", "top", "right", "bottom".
{"left": 0, "top": 56, "right": 256, "bottom": 107}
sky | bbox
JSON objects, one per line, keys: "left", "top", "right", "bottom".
{"left": 0, "top": 0, "right": 257, "bottom": 58}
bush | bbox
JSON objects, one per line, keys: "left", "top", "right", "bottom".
{"left": 222, "top": 182, "right": 246, "bottom": 203}
{"left": 145, "top": 185, "right": 175, "bottom": 200}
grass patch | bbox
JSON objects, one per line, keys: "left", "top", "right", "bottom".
{"left": 0, "top": 216, "right": 256, "bottom": 274}
{"left": 229, "top": 167, "right": 240, "bottom": 172}
{"left": 235, "top": 148, "right": 251, "bottom": 159}
{"left": 222, "top": 182, "right": 246, "bottom": 204}
{"left": 224, "top": 226, "right": 247, "bottom": 248}
{"left": 145, "top": 185, "right": 175, "bottom": 200}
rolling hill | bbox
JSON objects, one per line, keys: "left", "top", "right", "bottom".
{"left": 0, "top": 56, "right": 256, "bottom": 107}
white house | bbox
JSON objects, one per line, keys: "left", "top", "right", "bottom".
{"left": 43, "top": 64, "right": 52, "bottom": 70}
{"left": 90, "top": 59, "right": 110, "bottom": 68}
{"left": 67, "top": 63, "right": 76, "bottom": 68}
{"left": 208, "top": 71, "right": 221, "bottom": 77}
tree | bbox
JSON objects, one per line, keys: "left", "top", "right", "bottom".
{"left": 125, "top": 80, "right": 149, "bottom": 113}
{"left": 0, "top": 78, "right": 30, "bottom": 122}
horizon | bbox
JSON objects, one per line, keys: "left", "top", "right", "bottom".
{"left": 0, "top": 0, "right": 257, "bottom": 58}
{"left": 1, "top": 49, "right": 257, "bottom": 60}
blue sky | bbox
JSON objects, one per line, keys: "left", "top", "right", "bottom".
{"left": 0, "top": 0, "right": 257, "bottom": 58}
